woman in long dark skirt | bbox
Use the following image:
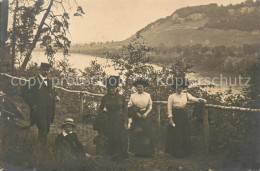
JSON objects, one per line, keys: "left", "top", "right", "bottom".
{"left": 165, "top": 77, "right": 206, "bottom": 158}
{"left": 128, "top": 78, "right": 154, "bottom": 156}
{"left": 98, "top": 76, "right": 128, "bottom": 160}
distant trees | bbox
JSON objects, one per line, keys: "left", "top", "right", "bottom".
{"left": 175, "top": 4, "right": 218, "bottom": 18}
{"left": 149, "top": 43, "right": 260, "bottom": 74}
{"left": 205, "top": 1, "right": 260, "bottom": 31}
{"left": 74, "top": 41, "right": 259, "bottom": 75}
{"left": 171, "top": 0, "right": 260, "bottom": 32}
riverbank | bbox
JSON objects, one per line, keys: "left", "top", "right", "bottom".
{"left": 32, "top": 50, "right": 245, "bottom": 94}
{"left": 34, "top": 49, "right": 243, "bottom": 78}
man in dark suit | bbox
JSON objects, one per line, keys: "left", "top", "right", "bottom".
{"left": 22, "top": 62, "right": 56, "bottom": 146}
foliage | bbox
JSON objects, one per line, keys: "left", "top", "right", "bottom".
{"left": 151, "top": 43, "right": 260, "bottom": 74}
{"left": 145, "top": 57, "right": 193, "bottom": 102}
{"left": 80, "top": 60, "right": 107, "bottom": 124}
{"left": 204, "top": 4, "right": 260, "bottom": 31}
{"left": 54, "top": 59, "right": 106, "bottom": 119}
{"left": 107, "top": 33, "right": 154, "bottom": 97}
{"left": 208, "top": 92, "right": 258, "bottom": 166}
{"left": 8, "top": 0, "right": 85, "bottom": 70}
{"left": 1, "top": 111, "right": 97, "bottom": 170}
{"left": 173, "top": 0, "right": 260, "bottom": 31}
{"left": 80, "top": 60, "right": 107, "bottom": 84}
{"left": 75, "top": 42, "right": 260, "bottom": 74}
{"left": 242, "top": 62, "right": 260, "bottom": 108}
{"left": 11, "top": 0, "right": 43, "bottom": 55}
{"left": 56, "top": 56, "right": 78, "bottom": 79}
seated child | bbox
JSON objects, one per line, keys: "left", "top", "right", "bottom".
{"left": 55, "top": 118, "right": 90, "bottom": 161}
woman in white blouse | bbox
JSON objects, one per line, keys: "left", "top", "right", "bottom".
{"left": 165, "top": 77, "right": 206, "bottom": 158}
{"left": 128, "top": 78, "right": 154, "bottom": 156}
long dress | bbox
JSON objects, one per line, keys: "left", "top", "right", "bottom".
{"left": 165, "top": 92, "right": 199, "bottom": 158}
{"left": 98, "top": 93, "right": 128, "bottom": 158}
{"left": 128, "top": 92, "right": 154, "bottom": 156}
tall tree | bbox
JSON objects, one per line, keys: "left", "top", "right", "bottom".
{"left": 1, "top": 0, "right": 9, "bottom": 72}
{"left": 10, "top": 0, "right": 18, "bottom": 74}
{"left": 8, "top": 0, "right": 85, "bottom": 71}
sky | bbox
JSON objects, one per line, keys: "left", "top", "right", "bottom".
{"left": 68, "top": 0, "right": 246, "bottom": 44}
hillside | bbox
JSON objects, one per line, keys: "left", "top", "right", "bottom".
{"left": 123, "top": 1, "right": 260, "bottom": 47}
{"left": 72, "top": 1, "right": 260, "bottom": 50}
{"left": 70, "top": 1, "right": 260, "bottom": 74}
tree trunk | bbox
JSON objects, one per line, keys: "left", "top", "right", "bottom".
{"left": 21, "top": 0, "right": 54, "bottom": 70}
{"left": 11, "top": 0, "right": 18, "bottom": 75}
{"left": 1, "top": 0, "right": 9, "bottom": 73}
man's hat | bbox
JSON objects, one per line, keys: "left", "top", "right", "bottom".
{"left": 40, "top": 62, "right": 52, "bottom": 70}
{"left": 61, "top": 118, "right": 75, "bottom": 128}
{"left": 133, "top": 77, "right": 149, "bottom": 87}
{"left": 104, "top": 76, "right": 121, "bottom": 87}
{"left": 171, "top": 77, "right": 190, "bottom": 89}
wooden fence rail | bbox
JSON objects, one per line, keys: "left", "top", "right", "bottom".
{"left": 1, "top": 73, "right": 260, "bottom": 153}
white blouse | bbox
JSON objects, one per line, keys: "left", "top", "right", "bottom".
{"left": 167, "top": 92, "right": 199, "bottom": 118}
{"left": 128, "top": 92, "right": 152, "bottom": 115}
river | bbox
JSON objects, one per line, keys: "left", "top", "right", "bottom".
{"left": 31, "top": 51, "right": 245, "bottom": 94}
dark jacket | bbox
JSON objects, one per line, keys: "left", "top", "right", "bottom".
{"left": 55, "top": 132, "right": 85, "bottom": 160}
{"left": 21, "top": 75, "right": 55, "bottom": 124}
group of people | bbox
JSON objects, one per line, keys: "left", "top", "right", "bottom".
{"left": 94, "top": 75, "right": 207, "bottom": 160}
{"left": 18, "top": 62, "right": 206, "bottom": 162}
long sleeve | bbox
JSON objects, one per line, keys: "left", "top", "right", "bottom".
{"left": 98, "top": 95, "right": 106, "bottom": 113}
{"left": 122, "top": 95, "right": 128, "bottom": 122}
{"left": 74, "top": 133, "right": 85, "bottom": 152}
{"left": 167, "top": 95, "right": 173, "bottom": 118}
{"left": 187, "top": 93, "right": 199, "bottom": 103}
{"left": 144, "top": 94, "right": 152, "bottom": 116}
{"left": 128, "top": 95, "right": 133, "bottom": 107}
{"left": 128, "top": 92, "right": 152, "bottom": 116}
{"left": 50, "top": 86, "right": 56, "bottom": 123}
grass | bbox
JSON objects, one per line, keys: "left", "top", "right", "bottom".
{"left": 1, "top": 100, "right": 258, "bottom": 171}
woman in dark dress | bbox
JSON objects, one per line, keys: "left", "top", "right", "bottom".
{"left": 165, "top": 77, "right": 206, "bottom": 158}
{"left": 128, "top": 78, "right": 154, "bottom": 156}
{"left": 98, "top": 76, "right": 128, "bottom": 160}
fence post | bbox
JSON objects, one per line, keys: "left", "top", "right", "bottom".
{"left": 79, "top": 92, "right": 84, "bottom": 116}
{"left": 156, "top": 103, "right": 161, "bottom": 154}
{"left": 203, "top": 107, "right": 209, "bottom": 153}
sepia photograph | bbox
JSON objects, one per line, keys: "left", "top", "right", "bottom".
{"left": 0, "top": 0, "right": 260, "bottom": 170}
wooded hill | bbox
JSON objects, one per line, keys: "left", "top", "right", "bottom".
{"left": 70, "top": 1, "right": 260, "bottom": 73}
{"left": 123, "top": 0, "right": 260, "bottom": 47}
